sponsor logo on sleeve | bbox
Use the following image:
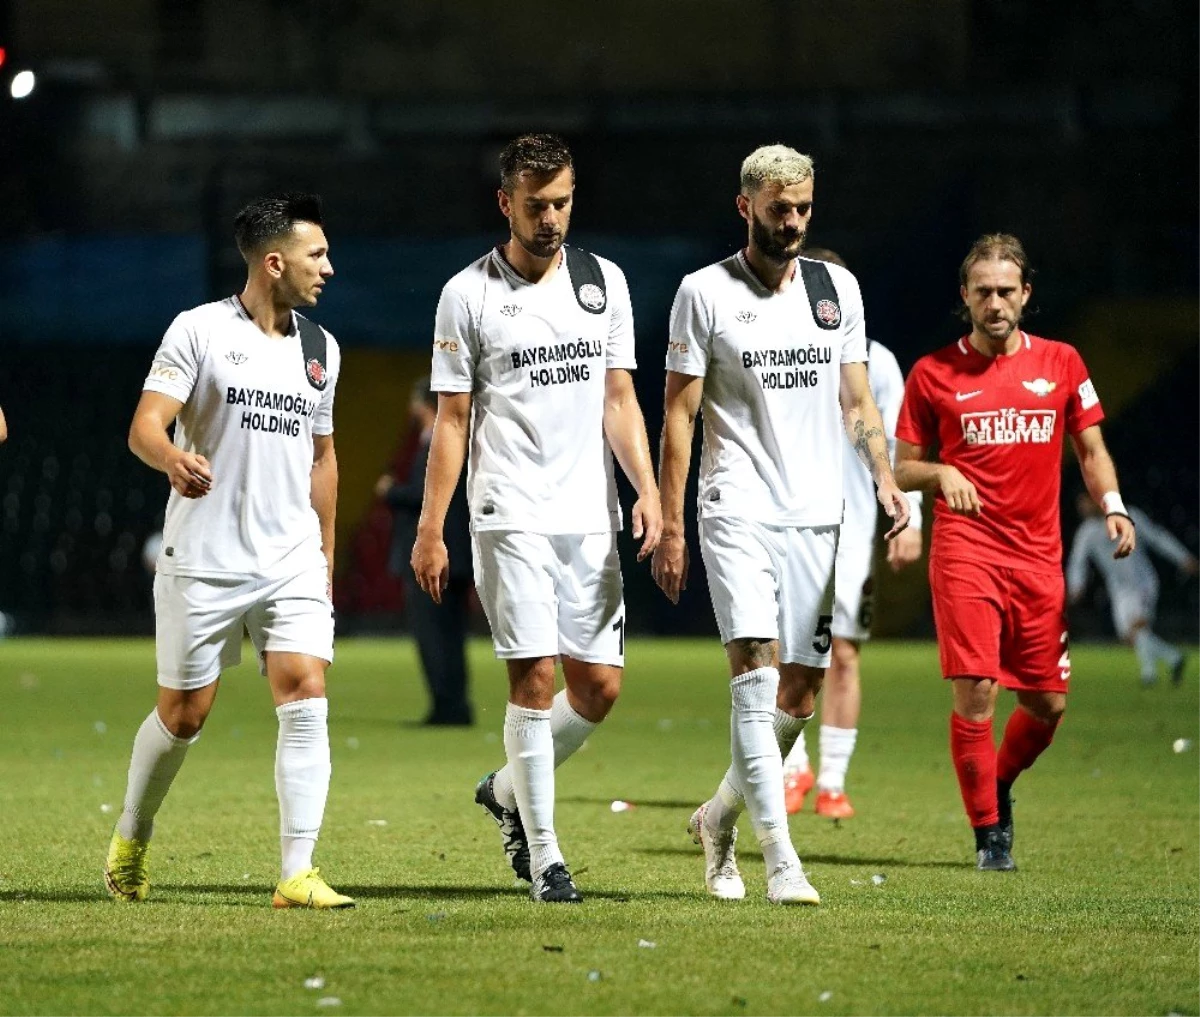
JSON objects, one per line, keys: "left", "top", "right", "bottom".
{"left": 434, "top": 338, "right": 460, "bottom": 353}
{"left": 814, "top": 299, "right": 841, "bottom": 327}
{"left": 149, "top": 362, "right": 179, "bottom": 381}
{"left": 961, "top": 408, "right": 1056, "bottom": 445}
{"left": 1077, "top": 378, "right": 1099, "bottom": 410}
{"left": 1021, "top": 378, "right": 1057, "bottom": 396}
{"left": 667, "top": 340, "right": 689, "bottom": 355}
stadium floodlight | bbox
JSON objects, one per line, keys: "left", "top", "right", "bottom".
{"left": 10, "top": 69, "right": 35, "bottom": 99}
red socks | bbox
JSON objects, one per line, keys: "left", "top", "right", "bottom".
{"left": 997, "top": 707, "right": 1060, "bottom": 784}
{"left": 949, "top": 713, "right": 997, "bottom": 827}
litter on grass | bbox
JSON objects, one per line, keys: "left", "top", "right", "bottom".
{"left": 304, "top": 977, "right": 325, "bottom": 990}
{"left": 346, "top": 737, "right": 360, "bottom": 750}
{"left": 819, "top": 991, "right": 833, "bottom": 1003}
{"left": 637, "top": 939, "right": 657, "bottom": 949}
{"left": 366, "top": 819, "right": 388, "bottom": 826}
{"left": 872, "top": 874, "right": 887, "bottom": 886}
{"left": 1172, "top": 738, "right": 1192, "bottom": 754}
{"left": 587, "top": 970, "right": 602, "bottom": 982}
{"left": 100, "top": 803, "right": 113, "bottom": 814}
{"left": 315, "top": 997, "right": 341, "bottom": 1008}
{"left": 610, "top": 800, "right": 635, "bottom": 812}
{"left": 94, "top": 721, "right": 107, "bottom": 734}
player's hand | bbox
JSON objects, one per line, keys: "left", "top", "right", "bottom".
{"left": 411, "top": 530, "right": 450, "bottom": 603}
{"left": 877, "top": 479, "right": 911, "bottom": 541}
{"left": 631, "top": 490, "right": 663, "bottom": 562}
{"left": 1107, "top": 513, "right": 1136, "bottom": 559}
{"left": 167, "top": 450, "right": 212, "bottom": 499}
{"left": 936, "top": 465, "right": 982, "bottom": 516}
{"left": 374, "top": 473, "right": 395, "bottom": 499}
{"left": 651, "top": 531, "right": 689, "bottom": 604}
{"left": 887, "top": 526, "right": 923, "bottom": 572}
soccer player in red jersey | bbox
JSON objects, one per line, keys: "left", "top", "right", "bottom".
{"left": 894, "top": 234, "right": 1136, "bottom": 871}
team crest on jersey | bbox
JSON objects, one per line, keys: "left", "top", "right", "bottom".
{"left": 225, "top": 351, "right": 248, "bottom": 365}
{"left": 815, "top": 299, "right": 841, "bottom": 327}
{"left": 306, "top": 358, "right": 326, "bottom": 387}
{"left": 577, "top": 283, "right": 606, "bottom": 312}
{"left": 500, "top": 304, "right": 522, "bottom": 317}
{"left": 1022, "top": 378, "right": 1057, "bottom": 397}
{"left": 736, "top": 310, "right": 757, "bottom": 324}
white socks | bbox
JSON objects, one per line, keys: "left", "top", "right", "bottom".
{"left": 276, "top": 698, "right": 331, "bottom": 880}
{"left": 117, "top": 708, "right": 199, "bottom": 841}
{"left": 492, "top": 690, "right": 598, "bottom": 811}
{"left": 783, "top": 726, "right": 811, "bottom": 775}
{"left": 503, "top": 702, "right": 562, "bottom": 880}
{"left": 725, "top": 667, "right": 799, "bottom": 871}
{"left": 708, "top": 706, "right": 811, "bottom": 832}
{"left": 1134, "top": 628, "right": 1183, "bottom": 681}
{"left": 816, "top": 725, "right": 858, "bottom": 793}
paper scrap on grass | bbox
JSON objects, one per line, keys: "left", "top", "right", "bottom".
{"left": 610, "top": 800, "right": 635, "bottom": 813}
{"left": 1172, "top": 738, "right": 1192, "bottom": 754}
{"left": 316, "top": 997, "right": 341, "bottom": 1008}
{"left": 304, "top": 977, "right": 325, "bottom": 990}
{"left": 366, "top": 819, "right": 388, "bottom": 826}
{"left": 100, "top": 803, "right": 113, "bottom": 814}
{"left": 819, "top": 991, "right": 833, "bottom": 1002}
{"left": 587, "top": 970, "right": 602, "bottom": 982}
{"left": 637, "top": 939, "right": 656, "bottom": 949}
{"left": 94, "top": 721, "right": 107, "bottom": 734}
{"left": 346, "top": 737, "right": 360, "bottom": 750}
{"left": 872, "top": 873, "right": 887, "bottom": 886}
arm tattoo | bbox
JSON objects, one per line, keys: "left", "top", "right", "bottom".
{"left": 853, "top": 420, "right": 889, "bottom": 482}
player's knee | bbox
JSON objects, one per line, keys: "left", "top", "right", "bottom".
{"left": 158, "top": 702, "right": 209, "bottom": 739}
{"left": 729, "top": 637, "right": 776, "bottom": 672}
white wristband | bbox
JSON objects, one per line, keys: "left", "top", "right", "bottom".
{"left": 1101, "top": 492, "right": 1128, "bottom": 517}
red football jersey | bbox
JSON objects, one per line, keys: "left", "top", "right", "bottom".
{"left": 896, "top": 332, "right": 1104, "bottom": 574}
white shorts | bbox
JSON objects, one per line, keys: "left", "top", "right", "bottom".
{"left": 700, "top": 515, "right": 838, "bottom": 667}
{"left": 472, "top": 531, "right": 625, "bottom": 666}
{"left": 833, "top": 539, "right": 875, "bottom": 643}
{"left": 1110, "top": 583, "right": 1157, "bottom": 641}
{"left": 154, "top": 568, "right": 334, "bottom": 690}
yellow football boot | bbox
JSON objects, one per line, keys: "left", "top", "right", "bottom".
{"left": 272, "top": 868, "right": 355, "bottom": 910}
{"left": 104, "top": 831, "right": 150, "bottom": 902}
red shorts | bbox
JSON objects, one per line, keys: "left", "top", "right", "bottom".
{"left": 929, "top": 556, "right": 1070, "bottom": 693}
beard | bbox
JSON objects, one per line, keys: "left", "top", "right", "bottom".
{"left": 512, "top": 221, "right": 566, "bottom": 259}
{"left": 750, "top": 211, "right": 806, "bottom": 263}
{"left": 973, "top": 312, "right": 1019, "bottom": 342}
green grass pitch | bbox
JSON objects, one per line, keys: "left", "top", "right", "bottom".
{"left": 0, "top": 637, "right": 1196, "bottom": 1016}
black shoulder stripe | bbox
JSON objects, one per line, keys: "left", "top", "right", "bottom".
{"left": 798, "top": 259, "right": 843, "bottom": 331}
{"left": 565, "top": 246, "right": 607, "bottom": 315}
{"left": 296, "top": 314, "right": 329, "bottom": 391}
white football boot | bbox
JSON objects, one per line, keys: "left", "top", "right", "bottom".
{"left": 688, "top": 801, "right": 746, "bottom": 900}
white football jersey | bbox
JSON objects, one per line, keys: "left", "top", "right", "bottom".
{"left": 840, "top": 340, "right": 923, "bottom": 548}
{"left": 142, "top": 297, "right": 339, "bottom": 579}
{"left": 430, "top": 246, "right": 636, "bottom": 535}
{"left": 666, "top": 252, "right": 867, "bottom": 527}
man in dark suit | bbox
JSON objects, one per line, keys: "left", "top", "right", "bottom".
{"left": 376, "top": 376, "right": 474, "bottom": 725}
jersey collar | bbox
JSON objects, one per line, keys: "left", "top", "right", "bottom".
{"left": 231, "top": 294, "right": 298, "bottom": 338}
{"left": 958, "top": 330, "right": 1031, "bottom": 358}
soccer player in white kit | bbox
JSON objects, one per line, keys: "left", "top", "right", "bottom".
{"left": 104, "top": 194, "right": 353, "bottom": 910}
{"left": 652, "top": 146, "right": 909, "bottom": 904}
{"left": 781, "top": 248, "right": 923, "bottom": 820}
{"left": 1068, "top": 492, "right": 1196, "bottom": 685}
{"left": 411, "top": 135, "right": 662, "bottom": 903}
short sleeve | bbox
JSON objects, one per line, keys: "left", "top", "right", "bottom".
{"left": 430, "top": 283, "right": 477, "bottom": 394}
{"left": 894, "top": 358, "right": 938, "bottom": 449}
{"left": 665, "top": 275, "right": 711, "bottom": 377}
{"left": 1064, "top": 346, "right": 1105, "bottom": 434}
{"left": 604, "top": 263, "right": 637, "bottom": 370}
{"left": 143, "top": 314, "right": 199, "bottom": 403}
{"left": 312, "top": 333, "right": 339, "bottom": 436}
{"left": 837, "top": 270, "right": 868, "bottom": 365}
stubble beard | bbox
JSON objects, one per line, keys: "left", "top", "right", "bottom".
{"left": 750, "top": 212, "right": 806, "bottom": 264}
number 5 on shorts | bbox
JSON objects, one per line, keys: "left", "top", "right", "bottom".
{"left": 811, "top": 614, "right": 833, "bottom": 655}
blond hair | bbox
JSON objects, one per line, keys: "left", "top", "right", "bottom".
{"left": 740, "top": 145, "right": 814, "bottom": 196}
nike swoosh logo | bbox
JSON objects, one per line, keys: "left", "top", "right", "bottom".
{"left": 955, "top": 390, "right": 983, "bottom": 402}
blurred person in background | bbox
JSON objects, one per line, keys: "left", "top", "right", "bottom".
{"left": 375, "top": 375, "right": 474, "bottom": 726}
{"left": 894, "top": 233, "right": 1135, "bottom": 873}
{"left": 780, "top": 248, "right": 924, "bottom": 821}
{"left": 0, "top": 404, "right": 7, "bottom": 443}
{"left": 106, "top": 193, "right": 353, "bottom": 910}
{"left": 1068, "top": 492, "right": 1196, "bottom": 685}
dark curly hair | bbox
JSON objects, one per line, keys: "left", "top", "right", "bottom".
{"left": 499, "top": 134, "right": 574, "bottom": 194}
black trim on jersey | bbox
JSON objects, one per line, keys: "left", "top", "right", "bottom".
{"left": 297, "top": 314, "right": 329, "bottom": 391}
{"left": 565, "top": 247, "right": 607, "bottom": 314}
{"left": 798, "top": 259, "right": 842, "bottom": 331}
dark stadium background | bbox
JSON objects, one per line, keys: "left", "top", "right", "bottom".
{"left": 0, "top": 0, "right": 1195, "bottom": 642}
